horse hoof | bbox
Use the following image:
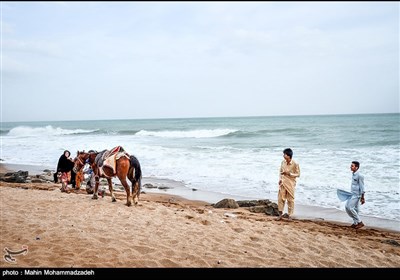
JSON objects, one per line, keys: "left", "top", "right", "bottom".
{"left": 126, "top": 202, "right": 132, "bottom": 207}
{"left": 92, "top": 195, "right": 98, "bottom": 200}
{"left": 112, "top": 197, "right": 117, "bottom": 202}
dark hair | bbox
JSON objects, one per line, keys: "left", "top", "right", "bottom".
{"left": 352, "top": 161, "right": 360, "bottom": 168}
{"left": 283, "top": 148, "right": 293, "bottom": 159}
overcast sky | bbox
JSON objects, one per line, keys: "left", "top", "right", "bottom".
{"left": 1, "top": 1, "right": 399, "bottom": 122}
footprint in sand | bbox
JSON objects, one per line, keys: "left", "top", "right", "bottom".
{"left": 132, "top": 245, "right": 156, "bottom": 254}
{"left": 249, "top": 236, "right": 260, "bottom": 242}
{"left": 159, "top": 258, "right": 180, "bottom": 267}
{"left": 289, "top": 246, "right": 305, "bottom": 253}
{"left": 34, "top": 229, "right": 46, "bottom": 235}
{"left": 232, "top": 227, "right": 244, "bottom": 233}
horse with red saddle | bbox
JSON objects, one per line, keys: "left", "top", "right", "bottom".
{"left": 73, "top": 146, "right": 142, "bottom": 206}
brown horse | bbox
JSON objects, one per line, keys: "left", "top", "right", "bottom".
{"left": 73, "top": 147, "right": 142, "bottom": 206}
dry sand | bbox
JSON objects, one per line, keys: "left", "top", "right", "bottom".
{"left": 1, "top": 165, "right": 399, "bottom": 268}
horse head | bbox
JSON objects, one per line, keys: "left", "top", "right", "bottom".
{"left": 73, "top": 151, "right": 90, "bottom": 173}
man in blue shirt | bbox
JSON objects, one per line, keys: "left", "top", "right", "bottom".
{"left": 345, "top": 161, "right": 366, "bottom": 229}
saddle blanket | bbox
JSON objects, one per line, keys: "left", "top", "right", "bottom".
{"left": 98, "top": 146, "right": 130, "bottom": 177}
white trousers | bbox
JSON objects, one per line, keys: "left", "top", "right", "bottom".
{"left": 345, "top": 195, "right": 361, "bottom": 224}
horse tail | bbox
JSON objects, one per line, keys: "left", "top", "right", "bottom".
{"left": 130, "top": 155, "right": 142, "bottom": 193}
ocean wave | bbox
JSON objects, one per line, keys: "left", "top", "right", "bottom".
{"left": 193, "top": 145, "right": 243, "bottom": 151}
{"left": 1, "top": 114, "right": 398, "bottom": 221}
{"left": 220, "top": 128, "right": 308, "bottom": 139}
{"left": 6, "top": 126, "right": 98, "bottom": 137}
{"left": 118, "top": 129, "right": 141, "bottom": 135}
{"left": 135, "top": 129, "right": 238, "bottom": 138}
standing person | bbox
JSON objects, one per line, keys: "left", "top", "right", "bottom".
{"left": 345, "top": 161, "right": 365, "bottom": 229}
{"left": 276, "top": 148, "right": 300, "bottom": 221}
{"left": 55, "top": 150, "right": 76, "bottom": 191}
{"left": 83, "top": 163, "right": 104, "bottom": 197}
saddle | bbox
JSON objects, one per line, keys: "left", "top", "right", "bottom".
{"left": 94, "top": 146, "right": 130, "bottom": 176}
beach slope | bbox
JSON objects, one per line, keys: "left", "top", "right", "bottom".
{"left": 1, "top": 181, "right": 400, "bottom": 268}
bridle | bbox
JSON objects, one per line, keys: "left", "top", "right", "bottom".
{"left": 73, "top": 154, "right": 87, "bottom": 173}
{"left": 76, "top": 155, "right": 85, "bottom": 167}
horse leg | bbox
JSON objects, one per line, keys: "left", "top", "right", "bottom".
{"left": 133, "top": 181, "right": 140, "bottom": 205}
{"left": 92, "top": 176, "right": 99, "bottom": 200}
{"left": 129, "top": 177, "right": 140, "bottom": 205}
{"left": 119, "top": 178, "right": 132, "bottom": 207}
{"left": 107, "top": 178, "right": 116, "bottom": 202}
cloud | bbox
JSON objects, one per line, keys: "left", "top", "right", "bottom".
{"left": 1, "top": 2, "right": 398, "bottom": 122}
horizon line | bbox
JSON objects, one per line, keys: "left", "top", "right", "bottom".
{"left": 1, "top": 111, "right": 399, "bottom": 123}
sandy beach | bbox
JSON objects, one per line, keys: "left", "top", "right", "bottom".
{"left": 1, "top": 164, "right": 399, "bottom": 268}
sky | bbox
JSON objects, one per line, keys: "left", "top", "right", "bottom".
{"left": 1, "top": 1, "right": 399, "bottom": 122}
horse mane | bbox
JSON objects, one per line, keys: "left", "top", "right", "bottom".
{"left": 74, "top": 147, "right": 141, "bottom": 207}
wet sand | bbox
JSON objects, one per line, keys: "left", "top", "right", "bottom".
{"left": 1, "top": 163, "right": 400, "bottom": 268}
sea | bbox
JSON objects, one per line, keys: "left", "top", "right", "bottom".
{"left": 1, "top": 113, "right": 399, "bottom": 222}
